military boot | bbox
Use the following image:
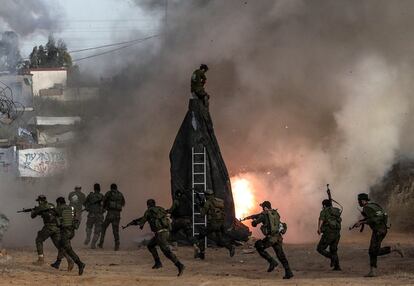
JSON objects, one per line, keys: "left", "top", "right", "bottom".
{"left": 32, "top": 256, "right": 45, "bottom": 266}
{"left": 267, "top": 259, "right": 278, "bottom": 272}
{"left": 364, "top": 267, "right": 377, "bottom": 277}
{"left": 68, "top": 260, "right": 75, "bottom": 271}
{"left": 50, "top": 260, "right": 61, "bottom": 269}
{"left": 77, "top": 262, "right": 85, "bottom": 276}
{"left": 152, "top": 259, "right": 162, "bottom": 269}
{"left": 283, "top": 268, "right": 294, "bottom": 279}
{"left": 392, "top": 243, "right": 404, "bottom": 258}
{"left": 193, "top": 244, "right": 200, "bottom": 259}
{"left": 332, "top": 255, "right": 341, "bottom": 271}
{"left": 114, "top": 244, "right": 120, "bottom": 251}
{"left": 229, "top": 245, "right": 235, "bottom": 257}
{"left": 175, "top": 261, "right": 185, "bottom": 277}
{"left": 97, "top": 242, "right": 103, "bottom": 249}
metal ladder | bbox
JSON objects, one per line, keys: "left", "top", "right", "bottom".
{"left": 192, "top": 146, "right": 207, "bottom": 248}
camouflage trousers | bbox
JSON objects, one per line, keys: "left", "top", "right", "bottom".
{"left": 170, "top": 217, "right": 196, "bottom": 245}
{"left": 85, "top": 213, "right": 103, "bottom": 246}
{"left": 147, "top": 231, "right": 179, "bottom": 264}
{"left": 56, "top": 227, "right": 82, "bottom": 265}
{"left": 254, "top": 234, "right": 291, "bottom": 271}
{"left": 369, "top": 228, "right": 390, "bottom": 268}
{"left": 197, "top": 222, "right": 233, "bottom": 253}
{"left": 99, "top": 211, "right": 121, "bottom": 248}
{"left": 317, "top": 231, "right": 340, "bottom": 268}
{"left": 35, "top": 225, "right": 72, "bottom": 263}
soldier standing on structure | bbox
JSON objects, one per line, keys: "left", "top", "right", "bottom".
{"left": 68, "top": 186, "right": 86, "bottom": 224}
{"left": 123, "top": 199, "right": 185, "bottom": 276}
{"left": 243, "top": 201, "right": 293, "bottom": 279}
{"left": 196, "top": 189, "right": 235, "bottom": 260}
{"left": 191, "top": 64, "right": 209, "bottom": 107}
{"left": 84, "top": 183, "right": 104, "bottom": 249}
{"left": 351, "top": 193, "right": 403, "bottom": 277}
{"left": 51, "top": 197, "right": 85, "bottom": 275}
{"left": 317, "top": 199, "right": 342, "bottom": 270}
{"left": 98, "top": 183, "right": 125, "bottom": 251}
{"left": 30, "top": 195, "right": 73, "bottom": 270}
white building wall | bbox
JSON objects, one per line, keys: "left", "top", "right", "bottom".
{"left": 30, "top": 69, "right": 67, "bottom": 96}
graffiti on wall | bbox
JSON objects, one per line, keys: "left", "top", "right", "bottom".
{"left": 18, "top": 148, "right": 67, "bottom": 177}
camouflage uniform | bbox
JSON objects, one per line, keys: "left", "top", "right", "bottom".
{"left": 133, "top": 203, "right": 184, "bottom": 275}
{"left": 168, "top": 195, "right": 195, "bottom": 245}
{"left": 53, "top": 201, "right": 85, "bottom": 275}
{"left": 84, "top": 191, "right": 104, "bottom": 248}
{"left": 68, "top": 188, "right": 86, "bottom": 223}
{"left": 362, "top": 202, "right": 391, "bottom": 268}
{"left": 252, "top": 209, "right": 293, "bottom": 279}
{"left": 99, "top": 187, "right": 125, "bottom": 250}
{"left": 197, "top": 193, "right": 235, "bottom": 258}
{"left": 191, "top": 68, "right": 209, "bottom": 106}
{"left": 317, "top": 206, "right": 341, "bottom": 270}
{"left": 31, "top": 200, "right": 72, "bottom": 266}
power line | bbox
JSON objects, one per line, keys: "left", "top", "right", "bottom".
{"left": 72, "top": 36, "right": 159, "bottom": 62}
{"left": 68, "top": 35, "right": 159, "bottom": 53}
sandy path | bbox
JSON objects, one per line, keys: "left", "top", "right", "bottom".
{"left": 1, "top": 233, "right": 413, "bottom": 285}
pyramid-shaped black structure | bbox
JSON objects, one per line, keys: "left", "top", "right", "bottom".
{"left": 169, "top": 98, "right": 250, "bottom": 241}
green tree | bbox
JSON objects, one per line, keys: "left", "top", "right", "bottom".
{"left": 29, "top": 35, "right": 72, "bottom": 68}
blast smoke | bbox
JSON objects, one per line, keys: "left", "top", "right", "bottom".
{"left": 3, "top": 0, "right": 414, "bottom": 246}
{"left": 0, "top": 0, "right": 62, "bottom": 36}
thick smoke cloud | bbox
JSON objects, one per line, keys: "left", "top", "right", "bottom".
{"left": 3, "top": 0, "right": 414, "bottom": 245}
{"left": 0, "top": 0, "right": 62, "bottom": 36}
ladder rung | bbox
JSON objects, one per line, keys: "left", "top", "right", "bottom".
{"left": 193, "top": 152, "right": 205, "bottom": 155}
{"left": 193, "top": 183, "right": 205, "bottom": 185}
{"left": 193, "top": 172, "right": 204, "bottom": 175}
{"left": 194, "top": 223, "right": 206, "bottom": 225}
{"left": 193, "top": 163, "right": 205, "bottom": 165}
{"left": 193, "top": 212, "right": 202, "bottom": 215}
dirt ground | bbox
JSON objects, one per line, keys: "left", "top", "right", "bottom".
{"left": 1, "top": 232, "right": 413, "bottom": 286}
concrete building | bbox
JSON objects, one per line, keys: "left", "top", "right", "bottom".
{"left": 29, "top": 68, "right": 67, "bottom": 96}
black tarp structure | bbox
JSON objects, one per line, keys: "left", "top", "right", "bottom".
{"left": 169, "top": 98, "right": 250, "bottom": 241}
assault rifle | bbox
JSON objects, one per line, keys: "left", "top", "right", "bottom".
{"left": 17, "top": 208, "right": 34, "bottom": 213}
{"left": 240, "top": 213, "right": 260, "bottom": 222}
{"left": 326, "top": 184, "right": 343, "bottom": 213}
{"left": 349, "top": 220, "right": 365, "bottom": 232}
{"left": 122, "top": 219, "right": 141, "bottom": 230}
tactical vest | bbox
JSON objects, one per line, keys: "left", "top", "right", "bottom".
{"left": 364, "top": 203, "right": 388, "bottom": 229}
{"left": 36, "top": 203, "right": 58, "bottom": 226}
{"left": 107, "top": 190, "right": 124, "bottom": 211}
{"left": 261, "top": 209, "right": 281, "bottom": 236}
{"left": 86, "top": 192, "right": 104, "bottom": 213}
{"left": 60, "top": 205, "right": 76, "bottom": 228}
{"left": 324, "top": 207, "right": 342, "bottom": 231}
{"left": 147, "top": 206, "right": 171, "bottom": 232}
{"left": 172, "top": 198, "right": 192, "bottom": 218}
{"left": 69, "top": 191, "right": 85, "bottom": 209}
{"left": 207, "top": 197, "right": 225, "bottom": 221}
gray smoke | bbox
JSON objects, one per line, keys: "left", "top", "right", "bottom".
{"left": 3, "top": 0, "right": 414, "bottom": 245}
{"left": 0, "top": 0, "right": 62, "bottom": 36}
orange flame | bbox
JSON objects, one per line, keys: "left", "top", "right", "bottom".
{"left": 231, "top": 176, "right": 256, "bottom": 219}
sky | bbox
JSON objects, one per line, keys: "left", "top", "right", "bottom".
{"left": 17, "top": 0, "right": 163, "bottom": 60}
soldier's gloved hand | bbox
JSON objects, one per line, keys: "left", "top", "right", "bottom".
{"left": 251, "top": 221, "right": 257, "bottom": 227}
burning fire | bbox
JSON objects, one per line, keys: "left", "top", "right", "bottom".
{"left": 231, "top": 176, "right": 256, "bottom": 219}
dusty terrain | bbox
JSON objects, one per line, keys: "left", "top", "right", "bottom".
{"left": 1, "top": 232, "right": 413, "bottom": 286}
